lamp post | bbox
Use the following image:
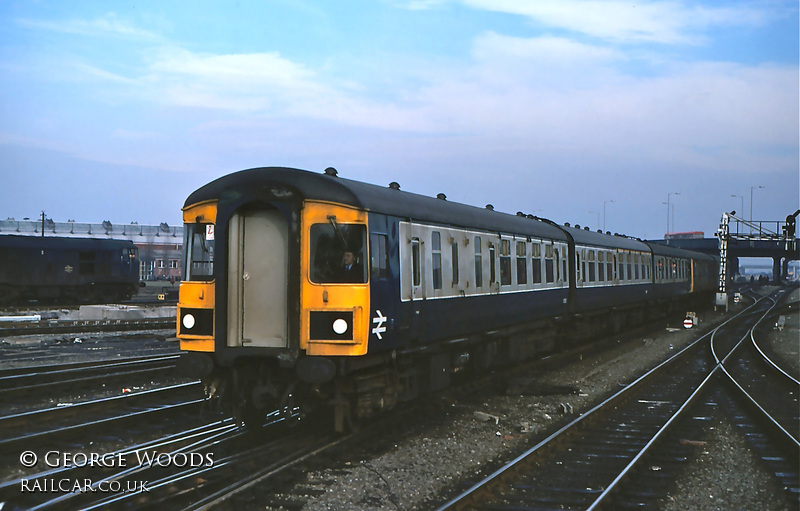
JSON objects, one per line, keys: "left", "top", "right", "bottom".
{"left": 661, "top": 202, "right": 674, "bottom": 238}
{"left": 603, "top": 200, "right": 615, "bottom": 232}
{"left": 749, "top": 185, "right": 765, "bottom": 224}
{"left": 666, "top": 192, "right": 680, "bottom": 236}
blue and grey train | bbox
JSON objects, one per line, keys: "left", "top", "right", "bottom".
{"left": 177, "top": 167, "right": 717, "bottom": 430}
{"left": 0, "top": 235, "right": 139, "bottom": 304}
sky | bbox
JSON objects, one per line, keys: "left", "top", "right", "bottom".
{"left": 1, "top": 0, "right": 797, "bottom": 241}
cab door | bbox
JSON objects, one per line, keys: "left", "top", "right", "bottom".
{"left": 228, "top": 209, "right": 288, "bottom": 348}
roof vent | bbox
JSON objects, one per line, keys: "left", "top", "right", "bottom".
{"left": 485, "top": 204, "right": 494, "bottom": 210}
{"left": 584, "top": 226, "right": 590, "bottom": 230}
{"left": 324, "top": 167, "right": 338, "bottom": 177}
{"left": 575, "top": 224, "right": 580, "bottom": 229}
{"left": 597, "top": 229, "right": 602, "bottom": 233}
{"left": 606, "top": 231, "right": 611, "bottom": 235}
{"left": 437, "top": 193, "right": 447, "bottom": 200}
{"left": 564, "top": 222, "right": 570, "bottom": 227}
{"left": 389, "top": 182, "right": 400, "bottom": 190}
{"left": 516, "top": 212, "right": 525, "bottom": 217}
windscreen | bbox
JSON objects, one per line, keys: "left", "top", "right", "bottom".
{"left": 309, "top": 223, "right": 367, "bottom": 283}
{"left": 184, "top": 223, "right": 215, "bottom": 281}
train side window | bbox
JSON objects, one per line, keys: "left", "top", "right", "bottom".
{"left": 516, "top": 241, "right": 527, "bottom": 285}
{"left": 627, "top": 253, "right": 633, "bottom": 280}
{"left": 545, "top": 244, "right": 554, "bottom": 283}
{"left": 618, "top": 252, "right": 625, "bottom": 281}
{"left": 499, "top": 239, "right": 511, "bottom": 286}
{"left": 431, "top": 231, "right": 442, "bottom": 290}
{"left": 370, "top": 234, "right": 389, "bottom": 279}
{"left": 554, "top": 248, "right": 560, "bottom": 282}
{"left": 634, "top": 254, "right": 640, "bottom": 280}
{"left": 411, "top": 239, "right": 421, "bottom": 287}
{"left": 489, "top": 245, "right": 496, "bottom": 285}
{"left": 474, "top": 236, "right": 483, "bottom": 288}
{"left": 598, "top": 252, "right": 605, "bottom": 282}
{"left": 531, "top": 242, "right": 541, "bottom": 284}
{"left": 586, "top": 250, "right": 595, "bottom": 282}
{"left": 451, "top": 240, "right": 459, "bottom": 287}
{"left": 575, "top": 252, "right": 582, "bottom": 283}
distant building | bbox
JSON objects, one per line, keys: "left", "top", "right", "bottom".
{"left": 664, "top": 231, "right": 704, "bottom": 240}
{"left": 0, "top": 218, "right": 183, "bottom": 282}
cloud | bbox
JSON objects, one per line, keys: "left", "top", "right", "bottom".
{"left": 17, "top": 12, "right": 161, "bottom": 40}
{"left": 145, "top": 48, "right": 326, "bottom": 112}
{"left": 461, "top": 0, "right": 766, "bottom": 44}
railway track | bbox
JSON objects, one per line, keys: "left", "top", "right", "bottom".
{"left": 0, "top": 316, "right": 175, "bottom": 335}
{"left": 0, "top": 405, "right": 335, "bottom": 510}
{"left": 0, "top": 353, "right": 180, "bottom": 395}
{"left": 437, "top": 289, "right": 797, "bottom": 510}
{"left": 0, "top": 382, "right": 206, "bottom": 454}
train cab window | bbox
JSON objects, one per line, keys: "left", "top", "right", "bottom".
{"left": 431, "top": 231, "right": 442, "bottom": 290}
{"left": 310, "top": 223, "right": 367, "bottom": 284}
{"left": 516, "top": 241, "right": 527, "bottom": 285}
{"left": 370, "top": 234, "right": 389, "bottom": 280}
{"left": 532, "top": 243, "right": 542, "bottom": 284}
{"left": 474, "top": 237, "right": 483, "bottom": 288}
{"left": 451, "top": 240, "right": 459, "bottom": 286}
{"left": 489, "top": 245, "right": 496, "bottom": 285}
{"left": 185, "top": 223, "right": 215, "bottom": 281}
{"left": 499, "top": 240, "right": 511, "bottom": 286}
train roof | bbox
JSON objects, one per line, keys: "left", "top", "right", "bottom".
{"left": 186, "top": 167, "right": 572, "bottom": 241}
{"left": 649, "top": 241, "right": 717, "bottom": 261}
{"left": 561, "top": 225, "right": 649, "bottom": 251}
{"left": 186, "top": 167, "right": 720, "bottom": 259}
{"left": 0, "top": 235, "right": 136, "bottom": 250}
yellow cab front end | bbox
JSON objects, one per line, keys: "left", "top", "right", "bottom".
{"left": 300, "top": 201, "right": 370, "bottom": 358}
{"left": 177, "top": 197, "right": 370, "bottom": 372}
{"left": 178, "top": 200, "right": 217, "bottom": 359}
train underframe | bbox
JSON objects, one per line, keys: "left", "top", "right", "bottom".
{"left": 195, "top": 292, "right": 713, "bottom": 432}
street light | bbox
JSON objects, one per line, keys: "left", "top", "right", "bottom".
{"left": 661, "top": 202, "right": 674, "bottom": 238}
{"left": 603, "top": 200, "right": 615, "bottom": 232}
{"left": 666, "top": 192, "right": 680, "bottom": 235}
